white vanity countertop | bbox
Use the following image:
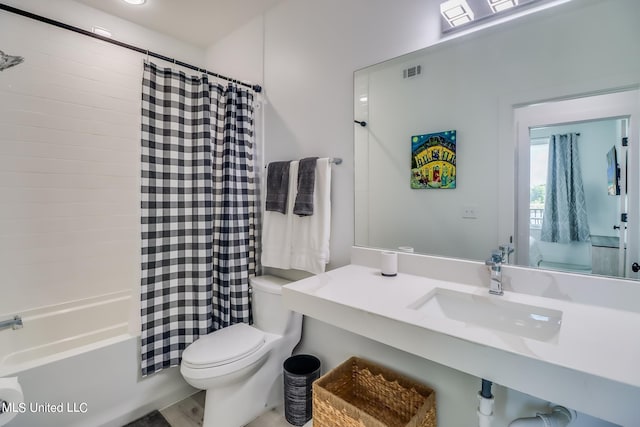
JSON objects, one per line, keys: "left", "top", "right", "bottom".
{"left": 282, "top": 263, "right": 640, "bottom": 426}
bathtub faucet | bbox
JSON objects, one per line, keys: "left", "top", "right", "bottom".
{"left": 0, "top": 315, "right": 23, "bottom": 331}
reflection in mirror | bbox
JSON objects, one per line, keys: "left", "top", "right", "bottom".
{"left": 527, "top": 119, "right": 624, "bottom": 277}
{"left": 514, "top": 90, "right": 640, "bottom": 279}
{"left": 353, "top": 0, "right": 640, "bottom": 280}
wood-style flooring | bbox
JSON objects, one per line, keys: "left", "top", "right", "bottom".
{"left": 126, "top": 390, "right": 313, "bottom": 426}
{"left": 158, "top": 391, "right": 206, "bottom": 426}
{"left": 131, "top": 390, "right": 304, "bottom": 427}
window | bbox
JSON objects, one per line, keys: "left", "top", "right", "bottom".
{"left": 530, "top": 138, "right": 548, "bottom": 228}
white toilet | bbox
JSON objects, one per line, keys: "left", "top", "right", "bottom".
{"left": 180, "top": 275, "right": 302, "bottom": 427}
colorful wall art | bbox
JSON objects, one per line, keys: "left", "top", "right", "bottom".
{"left": 411, "top": 130, "right": 457, "bottom": 189}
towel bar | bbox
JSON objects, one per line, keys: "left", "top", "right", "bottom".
{"left": 265, "top": 158, "right": 342, "bottom": 168}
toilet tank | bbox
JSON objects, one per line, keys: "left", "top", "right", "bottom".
{"left": 250, "top": 275, "right": 294, "bottom": 335}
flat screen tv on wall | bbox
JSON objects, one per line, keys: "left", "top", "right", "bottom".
{"left": 606, "top": 145, "right": 620, "bottom": 196}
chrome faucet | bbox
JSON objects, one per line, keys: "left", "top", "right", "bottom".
{"left": 0, "top": 315, "right": 23, "bottom": 331}
{"left": 499, "top": 244, "right": 514, "bottom": 265}
{"left": 485, "top": 250, "right": 504, "bottom": 296}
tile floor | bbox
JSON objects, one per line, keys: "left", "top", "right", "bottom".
{"left": 148, "top": 391, "right": 306, "bottom": 427}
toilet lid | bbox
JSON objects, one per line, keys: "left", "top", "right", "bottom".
{"left": 182, "top": 323, "right": 265, "bottom": 368}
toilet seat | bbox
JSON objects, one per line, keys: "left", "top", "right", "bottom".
{"left": 181, "top": 323, "right": 265, "bottom": 369}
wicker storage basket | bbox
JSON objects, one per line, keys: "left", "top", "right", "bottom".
{"left": 312, "top": 357, "right": 437, "bottom": 427}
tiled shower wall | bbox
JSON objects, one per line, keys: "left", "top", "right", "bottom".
{"left": 0, "top": 1, "right": 204, "bottom": 324}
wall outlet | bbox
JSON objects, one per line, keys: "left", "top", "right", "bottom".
{"left": 461, "top": 205, "right": 478, "bottom": 219}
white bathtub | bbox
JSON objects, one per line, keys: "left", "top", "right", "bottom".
{"left": 0, "top": 292, "right": 195, "bottom": 426}
{"left": 0, "top": 291, "right": 131, "bottom": 377}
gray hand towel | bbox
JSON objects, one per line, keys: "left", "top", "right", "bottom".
{"left": 266, "top": 161, "right": 291, "bottom": 214}
{"left": 293, "top": 157, "right": 318, "bottom": 216}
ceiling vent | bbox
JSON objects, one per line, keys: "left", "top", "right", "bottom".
{"left": 403, "top": 65, "right": 422, "bottom": 79}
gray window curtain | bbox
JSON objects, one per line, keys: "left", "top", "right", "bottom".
{"left": 140, "top": 62, "right": 258, "bottom": 376}
{"left": 541, "top": 133, "right": 590, "bottom": 243}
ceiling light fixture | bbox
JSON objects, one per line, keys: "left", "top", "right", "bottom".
{"left": 440, "top": 0, "right": 475, "bottom": 28}
{"left": 487, "top": 0, "right": 519, "bottom": 13}
{"left": 123, "top": 0, "right": 146, "bottom": 5}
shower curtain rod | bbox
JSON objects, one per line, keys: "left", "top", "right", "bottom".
{"left": 0, "top": 3, "right": 262, "bottom": 93}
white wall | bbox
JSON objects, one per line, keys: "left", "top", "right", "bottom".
{"left": 264, "top": 0, "right": 450, "bottom": 269}
{"left": 0, "top": 0, "right": 205, "bottom": 322}
{"left": 205, "top": 15, "right": 264, "bottom": 87}
{"left": 207, "top": 0, "right": 445, "bottom": 270}
{"left": 206, "top": 0, "right": 631, "bottom": 425}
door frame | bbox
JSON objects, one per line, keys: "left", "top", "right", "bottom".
{"left": 513, "top": 89, "right": 640, "bottom": 277}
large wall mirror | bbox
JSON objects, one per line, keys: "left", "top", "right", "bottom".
{"left": 353, "top": 0, "right": 640, "bottom": 280}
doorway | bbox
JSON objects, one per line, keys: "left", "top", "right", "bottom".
{"left": 515, "top": 89, "right": 640, "bottom": 279}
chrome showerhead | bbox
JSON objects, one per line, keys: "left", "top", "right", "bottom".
{"left": 0, "top": 50, "right": 24, "bottom": 71}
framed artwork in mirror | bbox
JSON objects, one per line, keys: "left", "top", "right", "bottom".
{"left": 411, "top": 130, "right": 457, "bottom": 189}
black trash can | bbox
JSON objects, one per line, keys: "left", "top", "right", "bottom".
{"left": 283, "top": 354, "right": 321, "bottom": 426}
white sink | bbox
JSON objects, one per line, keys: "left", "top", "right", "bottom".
{"left": 409, "top": 288, "right": 562, "bottom": 341}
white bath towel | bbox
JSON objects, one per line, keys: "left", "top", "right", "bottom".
{"left": 290, "top": 158, "right": 331, "bottom": 274}
{"left": 261, "top": 161, "right": 298, "bottom": 269}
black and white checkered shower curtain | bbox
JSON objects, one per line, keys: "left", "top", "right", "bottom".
{"left": 140, "top": 62, "right": 258, "bottom": 376}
